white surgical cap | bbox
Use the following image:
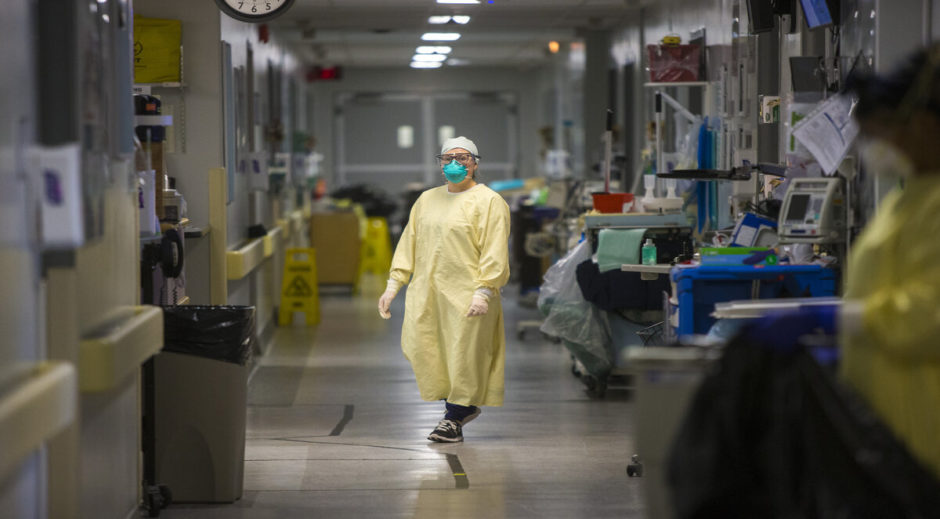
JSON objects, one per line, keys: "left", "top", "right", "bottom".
{"left": 441, "top": 136, "right": 479, "bottom": 158}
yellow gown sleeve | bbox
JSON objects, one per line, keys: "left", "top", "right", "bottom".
{"left": 474, "top": 195, "right": 511, "bottom": 292}
{"left": 862, "top": 262, "right": 940, "bottom": 361}
{"left": 859, "top": 187, "right": 940, "bottom": 361}
{"left": 389, "top": 198, "right": 419, "bottom": 287}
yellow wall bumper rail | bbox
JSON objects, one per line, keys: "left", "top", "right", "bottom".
{"left": 263, "top": 225, "right": 283, "bottom": 258}
{"left": 228, "top": 226, "right": 283, "bottom": 279}
{"left": 79, "top": 305, "right": 164, "bottom": 393}
{"left": 290, "top": 209, "right": 304, "bottom": 238}
{"left": 226, "top": 236, "right": 266, "bottom": 280}
{"left": 276, "top": 218, "right": 291, "bottom": 240}
{"left": 0, "top": 362, "right": 77, "bottom": 480}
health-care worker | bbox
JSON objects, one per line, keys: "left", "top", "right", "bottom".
{"left": 747, "top": 45, "right": 940, "bottom": 480}
{"left": 377, "top": 136, "right": 511, "bottom": 443}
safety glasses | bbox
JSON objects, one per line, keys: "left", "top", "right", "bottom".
{"left": 435, "top": 153, "right": 477, "bottom": 165}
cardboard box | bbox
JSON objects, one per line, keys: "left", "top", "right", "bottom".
{"left": 309, "top": 211, "right": 361, "bottom": 284}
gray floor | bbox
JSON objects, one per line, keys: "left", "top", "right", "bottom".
{"left": 161, "top": 281, "right": 646, "bottom": 518}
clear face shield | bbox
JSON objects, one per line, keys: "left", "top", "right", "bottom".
{"left": 858, "top": 137, "right": 915, "bottom": 178}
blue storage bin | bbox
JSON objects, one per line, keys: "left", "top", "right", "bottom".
{"left": 670, "top": 265, "right": 838, "bottom": 337}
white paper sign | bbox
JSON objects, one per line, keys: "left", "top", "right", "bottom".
{"left": 792, "top": 94, "right": 858, "bottom": 175}
{"left": 34, "top": 143, "right": 85, "bottom": 248}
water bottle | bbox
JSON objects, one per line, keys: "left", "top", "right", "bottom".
{"left": 642, "top": 238, "right": 657, "bottom": 266}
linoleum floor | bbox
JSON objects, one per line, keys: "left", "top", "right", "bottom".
{"left": 160, "top": 281, "right": 646, "bottom": 518}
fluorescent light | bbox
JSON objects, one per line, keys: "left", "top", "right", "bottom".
{"left": 398, "top": 125, "right": 414, "bottom": 148}
{"left": 439, "top": 125, "right": 456, "bottom": 143}
{"left": 437, "top": 0, "right": 479, "bottom": 4}
{"left": 411, "top": 61, "right": 443, "bottom": 69}
{"left": 416, "top": 46, "right": 452, "bottom": 54}
{"left": 413, "top": 54, "right": 448, "bottom": 62}
{"left": 428, "top": 15, "right": 471, "bottom": 24}
{"left": 421, "top": 32, "right": 461, "bottom": 41}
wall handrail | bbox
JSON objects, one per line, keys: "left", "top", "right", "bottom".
{"left": 226, "top": 236, "right": 266, "bottom": 280}
{"left": 263, "top": 225, "right": 283, "bottom": 258}
{"left": 0, "top": 361, "right": 77, "bottom": 481}
{"left": 79, "top": 305, "right": 164, "bottom": 393}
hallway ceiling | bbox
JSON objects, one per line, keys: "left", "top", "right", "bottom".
{"left": 271, "top": 0, "right": 646, "bottom": 68}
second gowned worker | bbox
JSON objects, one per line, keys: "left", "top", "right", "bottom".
{"left": 378, "top": 136, "right": 511, "bottom": 443}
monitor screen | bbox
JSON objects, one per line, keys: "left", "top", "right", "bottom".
{"left": 789, "top": 56, "right": 826, "bottom": 93}
{"left": 786, "top": 194, "right": 811, "bottom": 222}
{"left": 747, "top": 0, "right": 776, "bottom": 33}
{"left": 800, "top": 0, "right": 833, "bottom": 28}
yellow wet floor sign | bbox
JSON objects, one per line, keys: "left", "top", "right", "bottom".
{"left": 279, "top": 248, "right": 320, "bottom": 326}
{"left": 359, "top": 217, "right": 392, "bottom": 276}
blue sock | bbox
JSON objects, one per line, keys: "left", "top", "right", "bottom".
{"left": 444, "top": 402, "right": 477, "bottom": 422}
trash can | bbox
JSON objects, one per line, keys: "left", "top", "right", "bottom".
{"left": 625, "top": 346, "right": 718, "bottom": 519}
{"left": 149, "top": 305, "right": 256, "bottom": 504}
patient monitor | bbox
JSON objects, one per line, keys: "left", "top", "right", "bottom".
{"left": 778, "top": 177, "right": 844, "bottom": 243}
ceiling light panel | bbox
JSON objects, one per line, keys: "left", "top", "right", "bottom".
{"left": 452, "top": 15, "right": 471, "bottom": 24}
{"left": 428, "top": 15, "right": 452, "bottom": 24}
{"left": 421, "top": 32, "right": 461, "bottom": 41}
{"left": 416, "top": 46, "right": 452, "bottom": 54}
{"left": 436, "top": 0, "right": 480, "bottom": 4}
{"left": 412, "top": 54, "right": 448, "bottom": 62}
{"left": 410, "top": 61, "right": 443, "bottom": 69}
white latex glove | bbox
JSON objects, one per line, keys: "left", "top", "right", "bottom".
{"left": 466, "top": 294, "right": 489, "bottom": 317}
{"left": 378, "top": 279, "right": 402, "bottom": 319}
{"left": 378, "top": 290, "right": 396, "bottom": 319}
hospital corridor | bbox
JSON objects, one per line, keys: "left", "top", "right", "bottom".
{"left": 160, "top": 281, "right": 642, "bottom": 518}
{"left": 6, "top": 0, "right": 940, "bottom": 517}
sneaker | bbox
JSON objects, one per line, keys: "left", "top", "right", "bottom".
{"left": 428, "top": 419, "right": 463, "bottom": 443}
{"left": 459, "top": 406, "right": 481, "bottom": 426}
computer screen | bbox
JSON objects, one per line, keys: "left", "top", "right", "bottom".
{"left": 789, "top": 56, "right": 826, "bottom": 93}
{"left": 786, "top": 194, "right": 811, "bottom": 222}
{"left": 800, "top": 0, "right": 833, "bottom": 28}
{"left": 747, "top": 0, "right": 776, "bottom": 33}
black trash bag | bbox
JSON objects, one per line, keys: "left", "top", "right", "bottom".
{"left": 161, "top": 306, "right": 256, "bottom": 366}
{"left": 330, "top": 184, "right": 398, "bottom": 218}
{"left": 575, "top": 259, "right": 670, "bottom": 312}
{"left": 667, "top": 335, "right": 940, "bottom": 519}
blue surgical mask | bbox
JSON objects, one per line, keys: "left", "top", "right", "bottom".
{"left": 442, "top": 160, "right": 468, "bottom": 183}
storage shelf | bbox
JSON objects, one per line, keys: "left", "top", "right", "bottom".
{"left": 0, "top": 362, "right": 77, "bottom": 481}
{"left": 183, "top": 226, "right": 209, "bottom": 239}
{"left": 134, "top": 115, "right": 173, "bottom": 126}
{"left": 584, "top": 212, "right": 690, "bottom": 229}
{"left": 644, "top": 81, "right": 712, "bottom": 88}
{"left": 621, "top": 264, "right": 674, "bottom": 274}
{"left": 79, "top": 305, "right": 164, "bottom": 393}
{"left": 134, "top": 82, "right": 185, "bottom": 88}
{"left": 712, "top": 297, "right": 841, "bottom": 319}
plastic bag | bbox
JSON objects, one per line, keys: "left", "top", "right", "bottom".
{"left": 668, "top": 336, "right": 940, "bottom": 518}
{"left": 162, "top": 306, "right": 256, "bottom": 366}
{"left": 538, "top": 241, "right": 612, "bottom": 377}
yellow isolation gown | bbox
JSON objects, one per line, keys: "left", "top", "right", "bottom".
{"left": 840, "top": 174, "right": 940, "bottom": 480}
{"left": 389, "top": 184, "right": 511, "bottom": 407}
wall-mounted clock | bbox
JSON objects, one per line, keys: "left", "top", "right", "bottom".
{"left": 214, "top": 0, "right": 297, "bottom": 23}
